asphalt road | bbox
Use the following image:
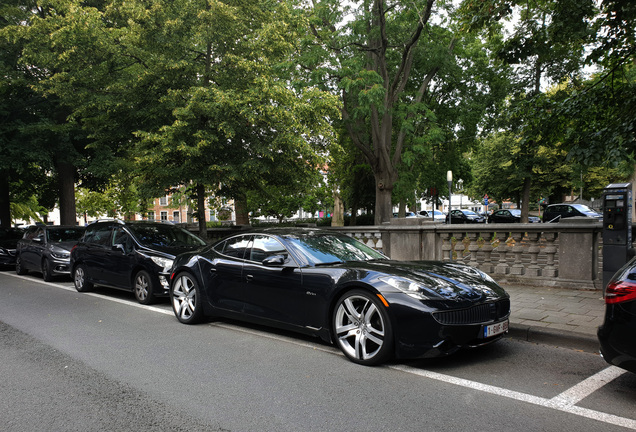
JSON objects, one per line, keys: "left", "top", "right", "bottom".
{"left": 1, "top": 270, "right": 635, "bottom": 432}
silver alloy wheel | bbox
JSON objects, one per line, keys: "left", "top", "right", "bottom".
{"left": 135, "top": 273, "right": 150, "bottom": 302}
{"left": 172, "top": 274, "right": 197, "bottom": 322}
{"left": 334, "top": 294, "right": 386, "bottom": 362}
{"left": 74, "top": 266, "right": 85, "bottom": 289}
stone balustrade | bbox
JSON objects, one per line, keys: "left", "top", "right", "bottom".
{"left": 332, "top": 217, "right": 605, "bottom": 291}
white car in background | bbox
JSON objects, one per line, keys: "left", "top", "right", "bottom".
{"left": 418, "top": 210, "right": 446, "bottom": 222}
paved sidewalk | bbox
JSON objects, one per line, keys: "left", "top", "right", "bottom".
{"left": 502, "top": 285, "right": 605, "bottom": 353}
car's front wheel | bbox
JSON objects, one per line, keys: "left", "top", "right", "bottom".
{"left": 333, "top": 289, "right": 393, "bottom": 366}
{"left": 171, "top": 273, "right": 203, "bottom": 324}
{"left": 42, "top": 258, "right": 53, "bottom": 282}
{"left": 15, "top": 255, "right": 27, "bottom": 275}
{"left": 73, "top": 264, "right": 94, "bottom": 292}
{"left": 134, "top": 270, "right": 156, "bottom": 305}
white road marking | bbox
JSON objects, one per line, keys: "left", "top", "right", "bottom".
{"left": 390, "top": 365, "right": 634, "bottom": 430}
{"left": 3, "top": 273, "right": 634, "bottom": 429}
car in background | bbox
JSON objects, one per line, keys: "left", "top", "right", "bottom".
{"left": 446, "top": 209, "right": 485, "bottom": 224}
{"left": 393, "top": 212, "right": 417, "bottom": 218}
{"left": 418, "top": 210, "right": 446, "bottom": 222}
{"left": 169, "top": 228, "right": 510, "bottom": 365}
{"left": 0, "top": 227, "right": 25, "bottom": 268}
{"left": 598, "top": 256, "right": 636, "bottom": 373}
{"left": 488, "top": 209, "right": 541, "bottom": 224}
{"left": 71, "top": 220, "right": 207, "bottom": 304}
{"left": 16, "top": 225, "right": 85, "bottom": 281}
{"left": 543, "top": 203, "right": 602, "bottom": 223}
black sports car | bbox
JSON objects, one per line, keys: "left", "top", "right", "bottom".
{"left": 169, "top": 228, "right": 510, "bottom": 365}
{"left": 598, "top": 256, "right": 636, "bottom": 373}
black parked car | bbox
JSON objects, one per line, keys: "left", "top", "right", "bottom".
{"left": 71, "top": 220, "right": 207, "bottom": 304}
{"left": 16, "top": 225, "right": 85, "bottom": 281}
{"left": 446, "top": 209, "right": 485, "bottom": 224}
{"left": 169, "top": 228, "right": 510, "bottom": 365}
{"left": 598, "top": 256, "right": 636, "bottom": 373}
{"left": 543, "top": 203, "right": 602, "bottom": 223}
{"left": 488, "top": 209, "right": 541, "bottom": 224}
{"left": 0, "top": 227, "right": 24, "bottom": 268}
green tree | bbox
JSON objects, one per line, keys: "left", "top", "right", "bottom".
{"left": 302, "top": 0, "right": 509, "bottom": 224}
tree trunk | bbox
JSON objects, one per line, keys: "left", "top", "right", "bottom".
{"left": 0, "top": 176, "right": 10, "bottom": 227}
{"left": 374, "top": 182, "right": 393, "bottom": 225}
{"left": 196, "top": 183, "right": 207, "bottom": 239}
{"left": 332, "top": 187, "right": 345, "bottom": 227}
{"left": 234, "top": 192, "right": 249, "bottom": 225}
{"left": 520, "top": 177, "right": 531, "bottom": 223}
{"left": 57, "top": 161, "right": 77, "bottom": 225}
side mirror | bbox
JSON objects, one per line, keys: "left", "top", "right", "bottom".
{"left": 113, "top": 244, "right": 126, "bottom": 253}
{"left": 262, "top": 255, "right": 286, "bottom": 266}
{"left": 33, "top": 237, "right": 43, "bottom": 244}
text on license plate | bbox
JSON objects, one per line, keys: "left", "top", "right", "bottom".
{"left": 483, "top": 320, "right": 509, "bottom": 338}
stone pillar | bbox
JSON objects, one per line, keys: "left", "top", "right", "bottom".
{"left": 557, "top": 218, "right": 600, "bottom": 285}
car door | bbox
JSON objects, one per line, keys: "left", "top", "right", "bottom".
{"left": 19, "top": 227, "right": 40, "bottom": 270}
{"left": 199, "top": 235, "right": 252, "bottom": 313}
{"left": 240, "top": 235, "right": 306, "bottom": 326}
{"left": 82, "top": 223, "right": 115, "bottom": 282}
{"left": 27, "top": 227, "right": 47, "bottom": 269}
{"left": 102, "top": 226, "right": 136, "bottom": 289}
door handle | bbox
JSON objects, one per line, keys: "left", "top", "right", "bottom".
{"left": 246, "top": 274, "right": 254, "bottom": 282}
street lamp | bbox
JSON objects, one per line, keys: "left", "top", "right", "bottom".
{"left": 447, "top": 170, "right": 453, "bottom": 226}
{"left": 458, "top": 178, "right": 463, "bottom": 210}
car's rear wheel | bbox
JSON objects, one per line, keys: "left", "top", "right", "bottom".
{"left": 15, "top": 255, "right": 27, "bottom": 275}
{"left": 134, "top": 270, "right": 156, "bottom": 305}
{"left": 171, "top": 273, "right": 203, "bottom": 324}
{"left": 42, "top": 258, "right": 53, "bottom": 282}
{"left": 333, "top": 289, "right": 393, "bottom": 366}
{"left": 74, "top": 264, "right": 94, "bottom": 292}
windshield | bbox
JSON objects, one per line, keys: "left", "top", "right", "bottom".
{"left": 572, "top": 204, "right": 598, "bottom": 214}
{"left": 47, "top": 228, "right": 84, "bottom": 243}
{"left": 285, "top": 233, "right": 386, "bottom": 265}
{"left": 463, "top": 210, "right": 478, "bottom": 216}
{"left": 509, "top": 210, "right": 521, "bottom": 216}
{"left": 128, "top": 224, "right": 206, "bottom": 248}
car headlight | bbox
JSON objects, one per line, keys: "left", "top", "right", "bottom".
{"left": 379, "top": 276, "right": 433, "bottom": 300}
{"left": 150, "top": 256, "right": 174, "bottom": 272}
{"left": 50, "top": 250, "right": 70, "bottom": 259}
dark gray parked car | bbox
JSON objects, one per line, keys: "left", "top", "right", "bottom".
{"left": 16, "top": 225, "right": 85, "bottom": 281}
{"left": 543, "top": 203, "right": 602, "bottom": 223}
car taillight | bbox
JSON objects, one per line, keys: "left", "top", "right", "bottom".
{"left": 605, "top": 280, "right": 636, "bottom": 304}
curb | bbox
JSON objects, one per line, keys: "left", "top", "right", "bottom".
{"left": 507, "top": 324, "right": 600, "bottom": 354}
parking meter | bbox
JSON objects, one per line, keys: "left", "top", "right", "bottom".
{"left": 602, "top": 183, "right": 633, "bottom": 288}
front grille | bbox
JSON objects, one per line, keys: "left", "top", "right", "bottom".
{"left": 432, "top": 299, "right": 510, "bottom": 325}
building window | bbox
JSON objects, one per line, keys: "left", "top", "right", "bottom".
{"left": 159, "top": 196, "right": 168, "bottom": 206}
{"left": 160, "top": 211, "right": 168, "bottom": 221}
{"left": 148, "top": 211, "right": 155, "bottom": 221}
{"left": 173, "top": 211, "right": 180, "bottom": 222}
{"left": 209, "top": 210, "right": 217, "bottom": 221}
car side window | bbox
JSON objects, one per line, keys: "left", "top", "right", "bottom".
{"left": 217, "top": 235, "right": 251, "bottom": 259}
{"left": 248, "top": 235, "right": 288, "bottom": 263}
{"left": 113, "top": 227, "right": 134, "bottom": 253}
{"left": 84, "top": 224, "right": 113, "bottom": 246}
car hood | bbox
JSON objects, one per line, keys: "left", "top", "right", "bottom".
{"left": 0, "top": 239, "right": 19, "bottom": 249}
{"left": 51, "top": 241, "right": 79, "bottom": 252}
{"left": 344, "top": 260, "right": 508, "bottom": 302}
